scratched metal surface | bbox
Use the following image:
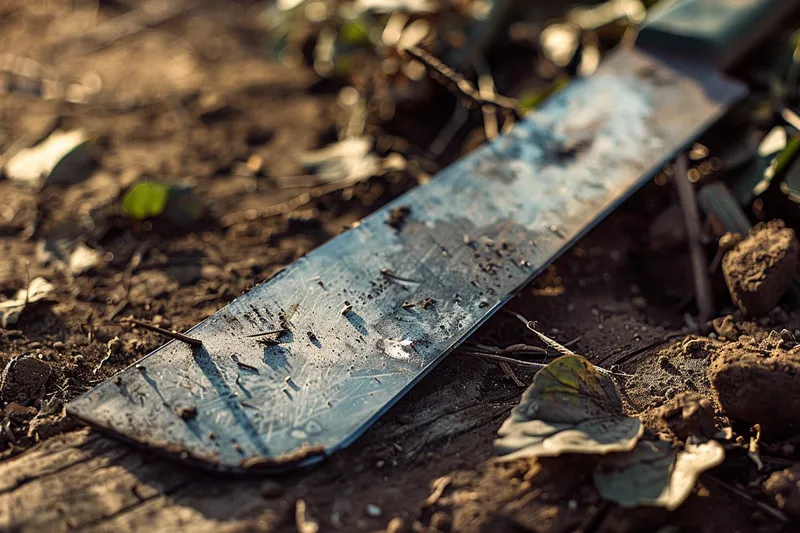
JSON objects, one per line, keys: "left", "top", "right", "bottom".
{"left": 68, "top": 47, "right": 745, "bottom": 473}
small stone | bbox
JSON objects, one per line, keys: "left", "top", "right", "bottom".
{"left": 260, "top": 480, "right": 283, "bottom": 499}
{"left": 0, "top": 355, "right": 52, "bottom": 403}
{"left": 366, "top": 504, "right": 382, "bottom": 518}
{"left": 52, "top": 341, "right": 65, "bottom": 351}
{"left": 430, "top": 511, "right": 452, "bottom": 532}
{"left": 632, "top": 296, "right": 647, "bottom": 311}
{"left": 385, "top": 517, "right": 408, "bottom": 533}
{"left": 722, "top": 220, "right": 798, "bottom": 317}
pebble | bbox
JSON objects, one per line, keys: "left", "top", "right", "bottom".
{"left": 366, "top": 504, "right": 382, "bottom": 518}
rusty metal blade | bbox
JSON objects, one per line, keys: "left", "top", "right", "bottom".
{"left": 68, "top": 48, "right": 745, "bottom": 473}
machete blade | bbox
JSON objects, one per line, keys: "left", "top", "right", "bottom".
{"left": 68, "top": 47, "right": 745, "bottom": 473}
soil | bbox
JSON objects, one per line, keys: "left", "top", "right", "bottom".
{"left": 708, "top": 332, "right": 800, "bottom": 436}
{"left": 722, "top": 220, "right": 799, "bottom": 317}
{"left": 1, "top": 2, "right": 800, "bottom": 533}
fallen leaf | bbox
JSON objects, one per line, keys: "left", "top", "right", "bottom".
{"left": 0, "top": 277, "right": 56, "bottom": 328}
{"left": 593, "top": 440, "right": 725, "bottom": 510}
{"left": 69, "top": 243, "right": 104, "bottom": 275}
{"left": 494, "top": 355, "right": 643, "bottom": 461}
{"left": 4, "top": 129, "right": 91, "bottom": 188}
{"left": 122, "top": 181, "right": 172, "bottom": 220}
{"left": 122, "top": 181, "right": 204, "bottom": 224}
{"left": 295, "top": 137, "right": 380, "bottom": 186}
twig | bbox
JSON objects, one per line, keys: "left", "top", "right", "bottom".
{"left": 475, "top": 60, "right": 499, "bottom": 141}
{"left": 498, "top": 360, "right": 524, "bottom": 386}
{"left": 124, "top": 318, "right": 203, "bottom": 347}
{"left": 507, "top": 311, "right": 633, "bottom": 377}
{"left": 703, "top": 475, "right": 788, "bottom": 523}
{"left": 403, "top": 47, "right": 519, "bottom": 117}
{"left": 457, "top": 350, "right": 549, "bottom": 369}
{"left": 675, "top": 154, "right": 714, "bottom": 322}
{"left": 220, "top": 177, "right": 370, "bottom": 228}
{"left": 245, "top": 328, "right": 285, "bottom": 338}
{"left": 428, "top": 105, "right": 469, "bottom": 159}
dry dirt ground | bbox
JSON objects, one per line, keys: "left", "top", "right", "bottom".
{"left": 1, "top": 2, "right": 800, "bottom": 533}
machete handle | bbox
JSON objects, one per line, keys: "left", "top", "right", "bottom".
{"left": 637, "top": 0, "right": 800, "bottom": 71}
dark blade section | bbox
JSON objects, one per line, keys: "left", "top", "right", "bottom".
{"left": 68, "top": 48, "right": 745, "bottom": 473}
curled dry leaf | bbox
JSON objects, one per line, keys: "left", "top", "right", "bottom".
{"left": 593, "top": 440, "right": 725, "bottom": 510}
{"left": 494, "top": 355, "right": 642, "bottom": 461}
{"left": 4, "top": 129, "right": 91, "bottom": 188}
{"left": 0, "top": 277, "right": 56, "bottom": 328}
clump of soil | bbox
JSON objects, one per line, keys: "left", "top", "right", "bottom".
{"left": 707, "top": 331, "right": 800, "bottom": 435}
{"left": 765, "top": 463, "right": 800, "bottom": 522}
{"left": 722, "top": 220, "right": 798, "bottom": 316}
{"left": 0, "top": 355, "right": 51, "bottom": 404}
{"left": 641, "top": 391, "right": 716, "bottom": 442}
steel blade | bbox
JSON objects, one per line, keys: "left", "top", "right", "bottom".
{"left": 68, "top": 47, "right": 746, "bottom": 473}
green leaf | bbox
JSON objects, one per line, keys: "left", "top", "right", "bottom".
{"left": 494, "top": 355, "right": 643, "bottom": 460}
{"left": 594, "top": 440, "right": 725, "bottom": 510}
{"left": 122, "top": 181, "right": 172, "bottom": 220}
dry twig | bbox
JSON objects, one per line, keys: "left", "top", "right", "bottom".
{"left": 675, "top": 154, "right": 714, "bottom": 322}
{"left": 123, "top": 317, "right": 203, "bottom": 347}
{"left": 403, "top": 47, "right": 519, "bottom": 117}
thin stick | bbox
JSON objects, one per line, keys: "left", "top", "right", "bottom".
{"left": 675, "top": 154, "right": 714, "bottom": 322}
{"left": 245, "top": 328, "right": 285, "bottom": 338}
{"left": 475, "top": 60, "right": 499, "bottom": 141}
{"left": 704, "top": 475, "right": 788, "bottom": 523}
{"left": 507, "top": 311, "right": 633, "bottom": 377}
{"left": 428, "top": 105, "right": 469, "bottom": 159}
{"left": 403, "top": 47, "right": 519, "bottom": 116}
{"left": 125, "top": 318, "right": 203, "bottom": 347}
{"left": 457, "top": 350, "right": 549, "bottom": 368}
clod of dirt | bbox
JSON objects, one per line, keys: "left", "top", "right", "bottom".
{"left": 681, "top": 336, "right": 713, "bottom": 358}
{"left": 0, "top": 355, "right": 52, "bottom": 404}
{"left": 387, "top": 205, "right": 411, "bottom": 231}
{"left": 27, "top": 406, "right": 77, "bottom": 441}
{"left": 764, "top": 463, "right": 800, "bottom": 522}
{"left": 4, "top": 402, "right": 37, "bottom": 422}
{"left": 722, "top": 220, "right": 798, "bottom": 317}
{"left": 641, "top": 392, "right": 716, "bottom": 442}
{"left": 708, "top": 335, "right": 800, "bottom": 435}
{"left": 712, "top": 314, "right": 763, "bottom": 341}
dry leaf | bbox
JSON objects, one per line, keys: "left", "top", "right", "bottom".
{"left": 4, "top": 130, "right": 91, "bottom": 187}
{"left": 295, "top": 137, "right": 380, "bottom": 186}
{"left": 0, "top": 277, "right": 56, "bottom": 328}
{"left": 593, "top": 440, "right": 725, "bottom": 510}
{"left": 494, "top": 355, "right": 642, "bottom": 460}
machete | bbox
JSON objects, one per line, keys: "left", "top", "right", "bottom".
{"left": 69, "top": 0, "right": 797, "bottom": 473}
